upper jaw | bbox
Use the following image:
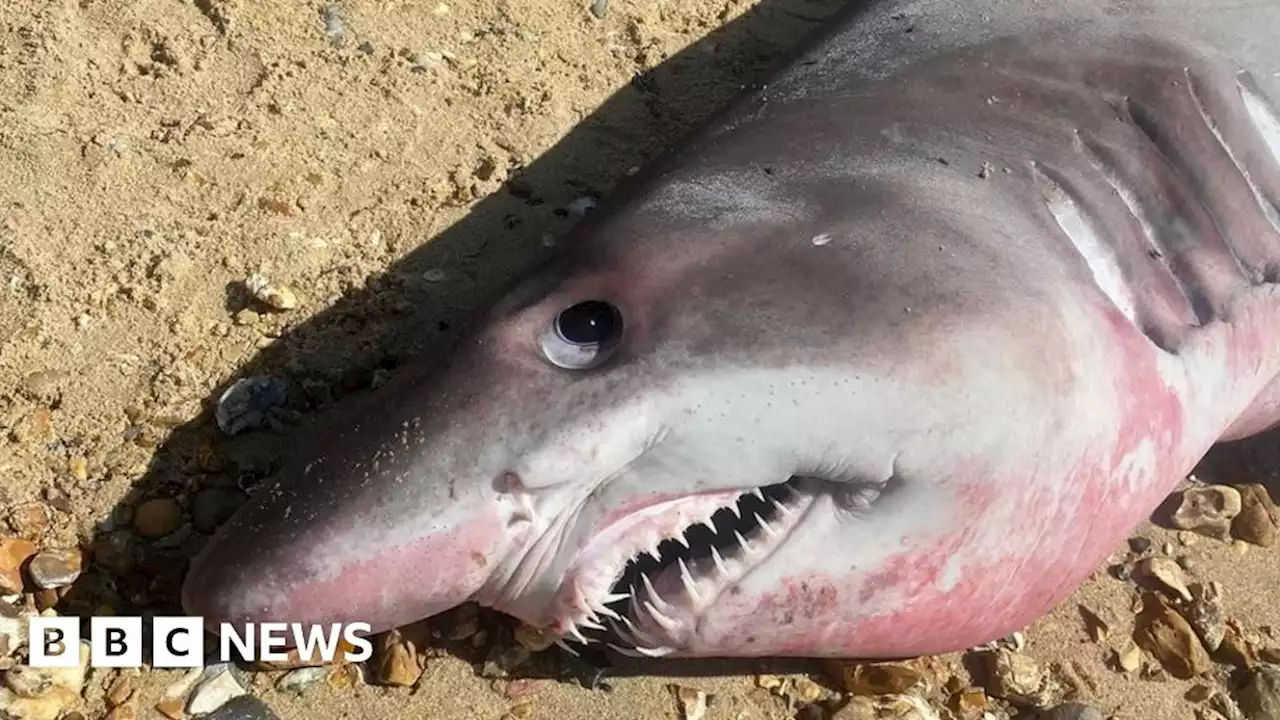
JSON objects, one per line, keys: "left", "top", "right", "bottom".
{"left": 542, "top": 476, "right": 824, "bottom": 657}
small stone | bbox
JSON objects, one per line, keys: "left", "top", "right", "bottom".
{"left": 3, "top": 640, "right": 90, "bottom": 697}
{"left": 132, "top": 497, "right": 182, "bottom": 538}
{"left": 67, "top": 456, "right": 88, "bottom": 481}
{"left": 5, "top": 505, "right": 50, "bottom": 540}
{"left": 105, "top": 698, "right": 137, "bottom": 720}
{"left": 513, "top": 622, "right": 554, "bottom": 652}
{"left": 985, "top": 648, "right": 1056, "bottom": 707}
{"left": 233, "top": 309, "right": 260, "bottom": 326}
{"left": 371, "top": 623, "right": 429, "bottom": 686}
{"left": 202, "top": 695, "right": 282, "bottom": 720}
{"left": 833, "top": 694, "right": 940, "bottom": 720}
{"left": 1234, "top": 485, "right": 1278, "bottom": 547}
{"left": 0, "top": 686, "right": 80, "bottom": 720}
{"left": 0, "top": 603, "right": 33, "bottom": 656}
{"left": 950, "top": 687, "right": 988, "bottom": 717}
{"left": 1186, "top": 582, "right": 1227, "bottom": 652}
{"left": 1128, "top": 536, "right": 1153, "bottom": 554}
{"left": 24, "top": 549, "right": 82, "bottom": 590}
{"left": 422, "top": 268, "right": 446, "bottom": 283}
{"left": 565, "top": 196, "right": 597, "bottom": 217}
{"left": 1180, "top": 530, "right": 1201, "bottom": 546}
{"left": 1134, "top": 592, "right": 1212, "bottom": 679}
{"left": 671, "top": 685, "right": 708, "bottom": 720}
{"left": 0, "top": 538, "right": 39, "bottom": 593}
{"left": 1137, "top": 556, "right": 1193, "bottom": 601}
{"left": 1117, "top": 640, "right": 1144, "bottom": 672}
{"left": 191, "top": 487, "right": 247, "bottom": 533}
{"left": 187, "top": 665, "right": 246, "bottom": 715}
{"left": 1187, "top": 684, "right": 1215, "bottom": 703}
{"left": 276, "top": 666, "right": 328, "bottom": 695}
{"left": 215, "top": 376, "right": 287, "bottom": 435}
{"left": 589, "top": 0, "right": 608, "bottom": 19}
{"left": 1238, "top": 664, "right": 1280, "bottom": 720}
{"left": 1218, "top": 622, "right": 1259, "bottom": 670}
{"left": 245, "top": 273, "right": 298, "bottom": 311}
{"left": 1172, "top": 485, "right": 1243, "bottom": 540}
{"left": 154, "top": 698, "right": 184, "bottom": 720}
{"left": 106, "top": 672, "right": 136, "bottom": 705}
{"left": 837, "top": 661, "right": 930, "bottom": 696}
{"left": 1040, "top": 703, "right": 1105, "bottom": 720}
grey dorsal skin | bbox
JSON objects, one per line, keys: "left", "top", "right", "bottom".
{"left": 182, "top": 0, "right": 1280, "bottom": 659}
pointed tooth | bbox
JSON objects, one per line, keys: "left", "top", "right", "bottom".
{"left": 734, "top": 530, "right": 755, "bottom": 555}
{"left": 566, "top": 625, "right": 590, "bottom": 644}
{"left": 771, "top": 499, "right": 794, "bottom": 518}
{"left": 751, "top": 487, "right": 765, "bottom": 501}
{"left": 607, "top": 643, "right": 648, "bottom": 657}
{"left": 710, "top": 546, "right": 730, "bottom": 576}
{"left": 580, "top": 616, "right": 605, "bottom": 631}
{"left": 593, "top": 604, "right": 623, "bottom": 621}
{"left": 554, "top": 639, "right": 581, "bottom": 657}
{"left": 673, "top": 532, "right": 690, "bottom": 550}
{"left": 601, "top": 592, "right": 631, "bottom": 604}
{"left": 642, "top": 600, "right": 681, "bottom": 633}
{"left": 726, "top": 501, "right": 741, "bottom": 519}
{"left": 677, "top": 557, "right": 703, "bottom": 603}
{"left": 632, "top": 645, "right": 676, "bottom": 657}
{"left": 754, "top": 513, "right": 779, "bottom": 539}
{"left": 704, "top": 515, "right": 718, "bottom": 534}
{"left": 640, "top": 574, "right": 673, "bottom": 612}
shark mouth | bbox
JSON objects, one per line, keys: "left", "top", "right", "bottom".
{"left": 553, "top": 476, "right": 823, "bottom": 657}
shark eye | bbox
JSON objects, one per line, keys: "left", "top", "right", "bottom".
{"left": 540, "top": 300, "right": 623, "bottom": 370}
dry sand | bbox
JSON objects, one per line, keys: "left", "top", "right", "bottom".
{"left": 2, "top": 0, "right": 1280, "bottom": 718}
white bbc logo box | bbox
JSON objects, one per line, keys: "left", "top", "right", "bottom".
{"left": 28, "top": 616, "right": 206, "bottom": 668}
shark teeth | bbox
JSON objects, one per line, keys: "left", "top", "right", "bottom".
{"left": 553, "top": 479, "right": 815, "bottom": 655}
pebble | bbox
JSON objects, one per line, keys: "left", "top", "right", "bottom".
{"left": 1127, "top": 536, "right": 1153, "bottom": 554}
{"left": 201, "top": 695, "right": 282, "bottom": 720}
{"left": 0, "top": 537, "right": 38, "bottom": 593}
{"left": 1116, "top": 639, "right": 1143, "bottom": 673}
{"left": 132, "top": 497, "right": 182, "bottom": 538}
{"left": 984, "top": 648, "right": 1056, "bottom": 708}
{"left": 276, "top": 666, "right": 328, "bottom": 694}
{"left": 371, "top": 625, "right": 429, "bottom": 686}
{"left": 837, "top": 661, "right": 930, "bottom": 696}
{"left": 245, "top": 273, "right": 298, "bottom": 311}
{"left": 589, "top": 0, "right": 608, "bottom": 18}
{"left": 1134, "top": 592, "right": 1212, "bottom": 679}
{"left": 566, "top": 196, "right": 597, "bottom": 217}
{"left": 833, "top": 694, "right": 941, "bottom": 720}
{"left": 1137, "top": 556, "right": 1193, "bottom": 601}
{"left": 191, "top": 487, "right": 247, "bottom": 533}
{"left": 1237, "top": 664, "right": 1280, "bottom": 720}
{"left": 1172, "top": 485, "right": 1243, "bottom": 540}
{"left": 513, "top": 622, "right": 554, "bottom": 652}
{"left": 1039, "top": 703, "right": 1105, "bottom": 720}
{"left": 215, "top": 376, "right": 288, "bottom": 435}
{"left": 187, "top": 664, "right": 247, "bottom": 715}
{"left": 1234, "top": 485, "right": 1278, "bottom": 547}
{"left": 24, "top": 549, "right": 82, "bottom": 589}
{"left": 0, "top": 602, "right": 32, "bottom": 656}
{"left": 1186, "top": 582, "right": 1228, "bottom": 652}
{"left": 671, "top": 685, "right": 707, "bottom": 720}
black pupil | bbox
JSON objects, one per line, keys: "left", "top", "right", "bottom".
{"left": 557, "top": 301, "right": 621, "bottom": 345}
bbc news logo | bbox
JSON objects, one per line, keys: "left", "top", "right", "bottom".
{"left": 27, "top": 617, "right": 374, "bottom": 668}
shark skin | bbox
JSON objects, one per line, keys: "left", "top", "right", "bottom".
{"left": 182, "top": 0, "right": 1280, "bottom": 660}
